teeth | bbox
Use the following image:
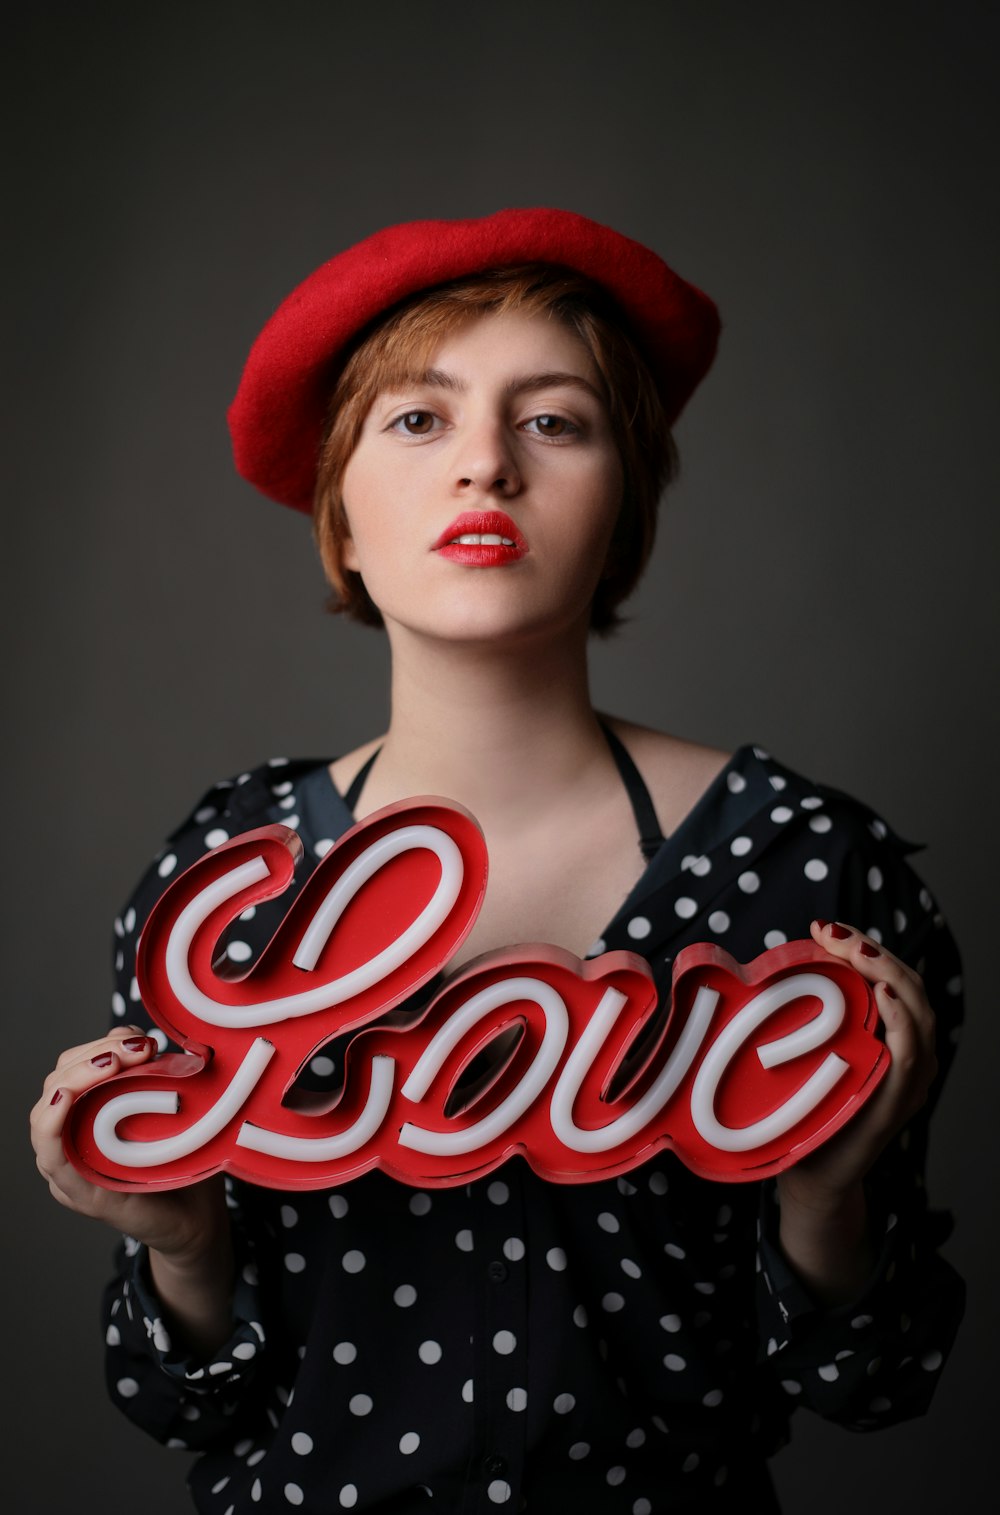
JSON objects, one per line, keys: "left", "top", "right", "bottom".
{"left": 451, "top": 533, "right": 515, "bottom": 546}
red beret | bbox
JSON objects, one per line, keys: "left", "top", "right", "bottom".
{"left": 228, "top": 208, "right": 720, "bottom": 513}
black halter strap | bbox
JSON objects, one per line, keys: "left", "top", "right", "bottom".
{"left": 599, "top": 722, "right": 667, "bottom": 861}
{"left": 340, "top": 725, "right": 665, "bottom": 862}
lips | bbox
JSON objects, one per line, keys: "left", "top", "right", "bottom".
{"left": 433, "top": 511, "right": 527, "bottom": 567}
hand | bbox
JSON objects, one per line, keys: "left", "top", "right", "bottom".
{"left": 774, "top": 919, "right": 938, "bottom": 1303}
{"left": 30, "top": 1025, "right": 229, "bottom": 1264}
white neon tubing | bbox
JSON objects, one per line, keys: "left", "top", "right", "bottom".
{"left": 690, "top": 972, "right": 849, "bottom": 1152}
{"left": 550, "top": 985, "right": 720, "bottom": 1154}
{"left": 398, "top": 977, "right": 569, "bottom": 1156}
{"left": 236, "top": 1055, "right": 396, "bottom": 1162}
{"left": 165, "top": 826, "right": 464, "bottom": 1028}
{"left": 92, "top": 1037, "right": 276, "bottom": 1168}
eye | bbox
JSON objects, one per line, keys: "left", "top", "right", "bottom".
{"left": 523, "top": 413, "right": 578, "bottom": 439}
{"left": 389, "top": 410, "right": 439, "bottom": 436}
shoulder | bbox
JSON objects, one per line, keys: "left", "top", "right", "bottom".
{"left": 604, "top": 718, "right": 731, "bottom": 837}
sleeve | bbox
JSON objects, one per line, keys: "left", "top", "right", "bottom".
{"left": 99, "top": 774, "right": 276, "bottom": 1449}
{"left": 753, "top": 805, "right": 966, "bottom": 1430}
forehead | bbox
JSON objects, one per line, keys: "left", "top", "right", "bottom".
{"left": 373, "top": 306, "right": 601, "bottom": 397}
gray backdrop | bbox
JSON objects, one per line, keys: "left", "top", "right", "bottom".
{"left": 6, "top": 3, "right": 997, "bottom": 1511}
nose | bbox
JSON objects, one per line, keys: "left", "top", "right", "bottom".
{"left": 451, "top": 417, "right": 522, "bottom": 498}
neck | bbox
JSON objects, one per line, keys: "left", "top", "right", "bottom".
{"left": 368, "top": 621, "right": 610, "bottom": 831}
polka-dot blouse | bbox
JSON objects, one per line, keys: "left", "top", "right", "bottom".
{"left": 103, "top": 746, "right": 965, "bottom": 1513}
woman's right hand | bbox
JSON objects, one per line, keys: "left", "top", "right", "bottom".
{"left": 30, "top": 1024, "right": 230, "bottom": 1265}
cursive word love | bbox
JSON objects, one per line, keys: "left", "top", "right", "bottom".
{"left": 64, "top": 799, "right": 889, "bottom": 1190}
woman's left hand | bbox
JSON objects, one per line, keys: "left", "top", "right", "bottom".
{"left": 773, "top": 918, "right": 939, "bottom": 1302}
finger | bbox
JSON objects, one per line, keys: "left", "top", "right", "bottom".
{"left": 876, "top": 979, "right": 938, "bottom": 1103}
{"left": 43, "top": 1033, "right": 157, "bottom": 1095}
{"left": 53, "top": 1024, "right": 153, "bottom": 1071}
{"left": 810, "top": 919, "right": 933, "bottom": 1038}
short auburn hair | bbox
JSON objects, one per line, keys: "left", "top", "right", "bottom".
{"left": 313, "top": 265, "right": 677, "bottom": 634}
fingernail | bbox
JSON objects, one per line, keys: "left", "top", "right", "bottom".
{"left": 91, "top": 1052, "right": 115, "bottom": 1067}
{"left": 860, "top": 943, "right": 881, "bottom": 958}
{"left": 814, "top": 919, "right": 828, "bottom": 929}
{"left": 882, "top": 982, "right": 897, "bottom": 999}
{"left": 828, "top": 923, "right": 851, "bottom": 939}
{"left": 50, "top": 1088, "right": 64, "bottom": 1106}
{"left": 122, "top": 1037, "right": 150, "bottom": 1052}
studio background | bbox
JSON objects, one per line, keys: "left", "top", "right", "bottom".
{"left": 6, "top": 3, "right": 996, "bottom": 1511}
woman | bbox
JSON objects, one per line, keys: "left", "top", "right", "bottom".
{"left": 32, "top": 209, "right": 963, "bottom": 1513}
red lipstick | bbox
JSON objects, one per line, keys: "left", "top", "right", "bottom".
{"left": 433, "top": 510, "right": 528, "bottom": 566}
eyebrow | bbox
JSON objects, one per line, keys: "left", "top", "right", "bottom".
{"left": 406, "top": 368, "right": 604, "bottom": 402}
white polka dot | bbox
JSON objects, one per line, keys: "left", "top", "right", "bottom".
{"left": 418, "top": 1340, "right": 442, "bottom": 1364}
{"left": 314, "top": 837, "right": 334, "bottom": 858}
{"left": 157, "top": 853, "right": 177, "bottom": 878}
{"left": 554, "top": 1392, "right": 576, "bottom": 1414}
{"left": 868, "top": 926, "right": 883, "bottom": 943}
{"left": 851, "top": 1314, "right": 873, "bottom": 1329}
{"left": 251, "top": 1480, "right": 261, "bottom": 1503}
{"left": 769, "top": 774, "right": 787, "bottom": 791}
{"left": 487, "top": 1181, "right": 509, "bottom": 1205}
{"left": 282, "top": 816, "right": 300, "bottom": 831}
{"left": 568, "top": 1442, "right": 590, "bottom": 1460}
{"left": 399, "top": 1432, "right": 420, "bottom": 1455}
{"left": 487, "top": 1480, "right": 511, "bottom": 1503}
{"left": 781, "top": 1379, "right": 802, "bottom": 1395}
{"left": 572, "top": 1305, "right": 588, "bottom": 1327}
{"left": 349, "top": 1394, "right": 373, "bottom": 1416}
{"left": 194, "top": 805, "right": 217, "bottom": 823}
{"left": 682, "top": 1453, "right": 700, "bottom": 1472}
{"left": 106, "top": 1323, "right": 121, "bottom": 1346}
{"left": 738, "top": 871, "right": 760, "bottom": 893}
{"left": 124, "top": 907, "right": 136, "bottom": 933}
{"left": 730, "top": 835, "right": 752, "bottom": 856}
{"left": 675, "top": 896, "right": 698, "bottom": 919}
{"left": 770, "top": 806, "right": 794, "bottom": 824}
{"left": 626, "top": 1429, "right": 646, "bottom": 1448}
{"left": 664, "top": 1354, "right": 686, "bottom": 1371}
{"left": 627, "top": 915, "right": 652, "bottom": 939}
{"left": 703, "top": 1389, "right": 724, "bottom": 1406}
{"left": 764, "top": 929, "right": 787, "bottom": 949}
{"left": 660, "top": 1313, "right": 681, "bottom": 1332}
{"left": 893, "top": 909, "right": 908, "bottom": 933}
{"left": 211, "top": 1478, "right": 230, "bottom": 1494}
{"left": 462, "top": 1378, "right": 474, "bottom": 1403}
{"left": 506, "top": 1387, "right": 527, "bottom": 1412}
{"left": 689, "top": 854, "right": 712, "bottom": 876}
{"left": 116, "top": 1377, "right": 139, "bottom": 1398}
{"left": 598, "top": 1211, "right": 620, "bottom": 1233}
{"left": 870, "top": 1396, "right": 892, "bottom": 1413}
{"left": 809, "top": 813, "right": 832, "bottom": 834}
{"left": 240, "top": 906, "right": 256, "bottom": 921}
{"left": 617, "top": 1176, "right": 638, "bottom": 1196}
{"left": 621, "top": 1258, "right": 641, "bottom": 1279}
{"left": 233, "top": 1342, "right": 257, "bottom": 1360}
{"left": 805, "top": 859, "right": 829, "bottom": 882}
{"left": 664, "top": 1242, "right": 685, "bottom": 1259}
{"left": 328, "top": 1193, "right": 348, "bottom": 1219}
{"left": 284, "top": 1484, "right": 304, "bottom": 1506}
{"left": 545, "top": 1246, "right": 567, "bottom": 1271}
{"left": 332, "top": 1342, "right": 356, "bottom": 1365}
{"left": 456, "top": 1229, "right": 474, "bottom": 1252}
{"left": 602, "top": 1292, "right": 624, "bottom": 1312}
{"left": 342, "top": 1250, "right": 365, "bottom": 1274}
{"left": 111, "top": 991, "right": 126, "bottom": 1017}
{"left": 818, "top": 1363, "right": 839, "bottom": 1382}
{"left": 205, "top": 828, "right": 229, "bottom": 849}
{"left": 727, "top": 771, "right": 746, "bottom": 793}
{"left": 633, "top": 1500, "right": 652, "bottom": 1515}
{"left": 921, "top": 1349, "right": 943, "bottom": 1371}
{"left": 493, "top": 1330, "right": 516, "bottom": 1355}
{"left": 409, "top": 1192, "right": 432, "bottom": 1216}
{"left": 607, "top": 1466, "right": 626, "bottom": 1486}
{"left": 869, "top": 817, "right": 887, "bottom": 838}
{"left": 339, "top": 1488, "right": 358, "bottom": 1510}
{"left": 708, "top": 910, "right": 730, "bottom": 933}
{"left": 129, "top": 976, "right": 141, "bottom": 1001}
{"left": 648, "top": 1171, "right": 668, "bottom": 1195}
{"left": 867, "top": 866, "right": 884, "bottom": 891}
{"left": 284, "top": 1254, "right": 305, "bottom": 1274}
{"left": 394, "top": 1284, "right": 417, "bottom": 1308}
{"left": 503, "top": 1237, "right": 525, "bottom": 1262}
{"left": 311, "top": 1055, "right": 335, "bottom": 1076}
{"left": 234, "top": 1439, "right": 254, "bottom": 1457}
{"left": 280, "top": 1205, "right": 298, "bottom": 1228}
{"left": 227, "top": 940, "right": 252, "bottom": 963}
{"left": 279, "top": 794, "right": 297, "bottom": 809}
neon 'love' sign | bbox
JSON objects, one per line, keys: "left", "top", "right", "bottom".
{"left": 64, "top": 799, "right": 889, "bottom": 1191}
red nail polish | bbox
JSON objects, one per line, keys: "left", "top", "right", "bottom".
{"left": 50, "top": 1089, "right": 63, "bottom": 1106}
{"left": 91, "top": 1052, "right": 115, "bottom": 1067}
{"left": 882, "top": 983, "right": 897, "bottom": 999}
{"left": 828, "top": 923, "right": 851, "bottom": 939}
{"left": 814, "top": 919, "right": 828, "bottom": 929}
{"left": 122, "top": 1037, "right": 150, "bottom": 1052}
{"left": 860, "top": 943, "right": 881, "bottom": 958}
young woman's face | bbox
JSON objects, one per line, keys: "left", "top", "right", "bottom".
{"left": 339, "top": 308, "right": 624, "bottom": 647}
